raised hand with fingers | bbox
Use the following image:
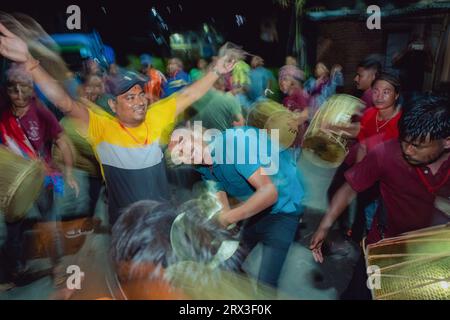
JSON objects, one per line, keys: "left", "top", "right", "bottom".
{"left": 0, "top": 23, "right": 31, "bottom": 63}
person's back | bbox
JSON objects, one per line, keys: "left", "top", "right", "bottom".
{"left": 191, "top": 89, "right": 243, "bottom": 132}
{"left": 248, "top": 67, "right": 273, "bottom": 102}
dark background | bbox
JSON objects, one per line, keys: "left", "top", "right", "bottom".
{"left": 1, "top": 0, "right": 296, "bottom": 67}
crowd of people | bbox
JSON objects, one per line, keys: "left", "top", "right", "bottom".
{"left": 0, "top": 14, "right": 449, "bottom": 300}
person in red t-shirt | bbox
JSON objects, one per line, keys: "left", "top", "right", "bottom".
{"left": 357, "top": 72, "right": 402, "bottom": 153}
{"left": 311, "top": 95, "right": 450, "bottom": 299}
{"left": 328, "top": 73, "right": 402, "bottom": 241}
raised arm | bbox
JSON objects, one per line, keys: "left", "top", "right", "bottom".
{"left": 175, "top": 56, "right": 236, "bottom": 116}
{"left": 0, "top": 23, "right": 89, "bottom": 125}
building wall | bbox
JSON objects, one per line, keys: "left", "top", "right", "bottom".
{"left": 312, "top": 16, "right": 447, "bottom": 93}
{"left": 314, "top": 20, "right": 384, "bottom": 93}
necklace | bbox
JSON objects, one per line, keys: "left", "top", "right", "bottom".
{"left": 375, "top": 107, "right": 399, "bottom": 133}
{"left": 119, "top": 122, "right": 149, "bottom": 145}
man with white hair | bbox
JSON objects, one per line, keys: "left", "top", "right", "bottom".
{"left": 0, "top": 63, "right": 78, "bottom": 290}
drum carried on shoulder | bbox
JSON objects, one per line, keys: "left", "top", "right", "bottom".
{"left": 246, "top": 99, "right": 298, "bottom": 150}
{"left": 0, "top": 145, "right": 45, "bottom": 223}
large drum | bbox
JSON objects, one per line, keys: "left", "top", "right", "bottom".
{"left": 302, "top": 94, "right": 364, "bottom": 168}
{"left": 246, "top": 100, "right": 298, "bottom": 150}
{"left": 365, "top": 223, "right": 450, "bottom": 300}
{"left": 0, "top": 146, "right": 45, "bottom": 223}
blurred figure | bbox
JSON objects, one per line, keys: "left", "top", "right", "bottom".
{"left": 311, "top": 95, "right": 450, "bottom": 300}
{"left": 354, "top": 58, "right": 382, "bottom": 109}
{"left": 285, "top": 55, "right": 298, "bottom": 67}
{"left": 0, "top": 63, "right": 78, "bottom": 291}
{"left": 304, "top": 62, "right": 343, "bottom": 119}
{"left": 189, "top": 58, "right": 208, "bottom": 81}
{"left": 110, "top": 199, "right": 276, "bottom": 299}
{"left": 140, "top": 54, "right": 166, "bottom": 103}
{"left": 278, "top": 64, "right": 309, "bottom": 157}
{"left": 191, "top": 88, "right": 245, "bottom": 132}
{"left": 247, "top": 56, "right": 275, "bottom": 103}
{"left": 161, "top": 57, "right": 191, "bottom": 98}
{"left": 168, "top": 125, "right": 304, "bottom": 290}
{"left": 278, "top": 65, "right": 308, "bottom": 112}
{"left": 0, "top": 24, "right": 236, "bottom": 228}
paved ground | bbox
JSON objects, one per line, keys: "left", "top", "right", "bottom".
{"left": 0, "top": 151, "right": 360, "bottom": 300}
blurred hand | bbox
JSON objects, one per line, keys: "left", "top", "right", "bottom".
{"left": 309, "top": 227, "right": 329, "bottom": 263}
{"left": 320, "top": 122, "right": 357, "bottom": 138}
{"left": 66, "top": 172, "right": 80, "bottom": 198}
{"left": 217, "top": 210, "right": 231, "bottom": 228}
{"left": 0, "top": 23, "right": 31, "bottom": 63}
{"left": 214, "top": 55, "right": 237, "bottom": 75}
{"left": 331, "top": 64, "right": 343, "bottom": 76}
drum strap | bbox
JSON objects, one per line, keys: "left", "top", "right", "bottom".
{"left": 0, "top": 109, "right": 38, "bottom": 159}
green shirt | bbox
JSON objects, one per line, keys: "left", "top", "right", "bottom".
{"left": 192, "top": 89, "right": 242, "bottom": 132}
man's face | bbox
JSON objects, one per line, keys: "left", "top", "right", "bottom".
{"left": 6, "top": 81, "right": 34, "bottom": 108}
{"left": 401, "top": 136, "right": 449, "bottom": 166}
{"left": 372, "top": 80, "right": 398, "bottom": 110}
{"left": 109, "top": 85, "right": 148, "bottom": 126}
{"left": 84, "top": 75, "right": 105, "bottom": 102}
{"left": 354, "top": 67, "right": 376, "bottom": 91}
{"left": 167, "top": 59, "right": 181, "bottom": 75}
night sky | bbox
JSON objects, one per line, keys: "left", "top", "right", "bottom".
{"left": 1, "top": 0, "right": 294, "bottom": 67}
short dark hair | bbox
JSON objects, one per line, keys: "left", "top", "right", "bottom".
{"left": 357, "top": 58, "right": 382, "bottom": 76}
{"left": 399, "top": 94, "right": 450, "bottom": 143}
{"left": 372, "top": 72, "right": 401, "bottom": 94}
{"left": 110, "top": 198, "right": 243, "bottom": 281}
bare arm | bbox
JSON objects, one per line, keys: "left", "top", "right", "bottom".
{"left": 216, "top": 191, "right": 231, "bottom": 212}
{"left": 175, "top": 56, "right": 236, "bottom": 116}
{"left": 55, "top": 134, "right": 80, "bottom": 196}
{"left": 218, "top": 168, "right": 278, "bottom": 226}
{"left": 0, "top": 23, "right": 89, "bottom": 125}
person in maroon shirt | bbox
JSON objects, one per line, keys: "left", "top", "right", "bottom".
{"left": 310, "top": 94, "right": 450, "bottom": 299}
{"left": 278, "top": 64, "right": 309, "bottom": 156}
{"left": 0, "top": 63, "right": 78, "bottom": 294}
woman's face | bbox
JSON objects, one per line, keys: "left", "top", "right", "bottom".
{"left": 372, "top": 80, "right": 398, "bottom": 110}
{"left": 279, "top": 77, "right": 293, "bottom": 94}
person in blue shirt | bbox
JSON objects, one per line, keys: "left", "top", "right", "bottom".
{"left": 161, "top": 57, "right": 191, "bottom": 98}
{"left": 247, "top": 56, "right": 275, "bottom": 103}
{"left": 168, "top": 124, "right": 304, "bottom": 288}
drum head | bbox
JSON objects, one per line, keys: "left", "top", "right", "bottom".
{"left": 6, "top": 160, "right": 45, "bottom": 223}
{"left": 366, "top": 224, "right": 450, "bottom": 300}
{"left": 302, "top": 134, "right": 346, "bottom": 168}
{"left": 265, "top": 111, "right": 297, "bottom": 150}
